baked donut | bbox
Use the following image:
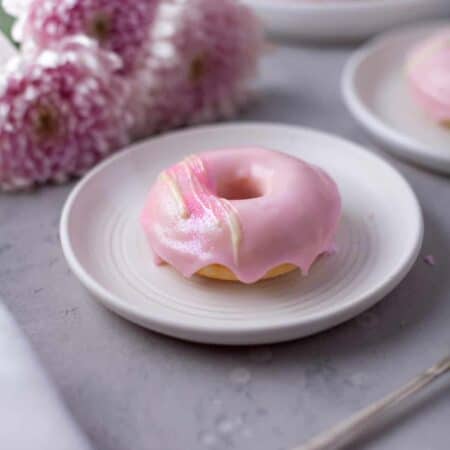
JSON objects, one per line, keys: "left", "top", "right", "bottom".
{"left": 406, "top": 30, "right": 450, "bottom": 126}
{"left": 141, "top": 147, "right": 341, "bottom": 284}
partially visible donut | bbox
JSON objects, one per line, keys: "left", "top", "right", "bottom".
{"left": 141, "top": 147, "right": 341, "bottom": 284}
{"left": 407, "top": 30, "right": 450, "bottom": 126}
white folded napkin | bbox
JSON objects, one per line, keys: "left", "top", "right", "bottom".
{"left": 0, "top": 31, "right": 93, "bottom": 449}
{"left": 0, "top": 303, "right": 94, "bottom": 450}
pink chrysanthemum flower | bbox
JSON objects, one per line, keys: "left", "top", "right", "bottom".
{"left": 4, "top": 0, "right": 159, "bottom": 74}
{"left": 130, "top": 0, "right": 264, "bottom": 137}
{"left": 0, "top": 36, "right": 132, "bottom": 191}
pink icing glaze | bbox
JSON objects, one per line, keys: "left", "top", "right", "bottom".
{"left": 407, "top": 30, "right": 450, "bottom": 123}
{"left": 141, "top": 147, "right": 341, "bottom": 283}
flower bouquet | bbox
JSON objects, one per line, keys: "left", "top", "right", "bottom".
{"left": 0, "top": 0, "right": 263, "bottom": 190}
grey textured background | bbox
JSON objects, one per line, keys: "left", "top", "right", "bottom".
{"left": 1, "top": 43, "right": 449, "bottom": 450}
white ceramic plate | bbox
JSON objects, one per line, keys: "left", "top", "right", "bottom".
{"left": 243, "top": 0, "right": 450, "bottom": 42}
{"left": 343, "top": 22, "right": 450, "bottom": 174}
{"left": 60, "top": 123, "right": 423, "bottom": 345}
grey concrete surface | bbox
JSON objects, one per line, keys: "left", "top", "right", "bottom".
{"left": 0, "top": 43, "right": 449, "bottom": 450}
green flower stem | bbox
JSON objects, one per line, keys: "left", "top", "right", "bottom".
{"left": 0, "top": 5, "right": 17, "bottom": 46}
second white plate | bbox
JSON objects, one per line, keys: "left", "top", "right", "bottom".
{"left": 60, "top": 123, "right": 423, "bottom": 345}
{"left": 243, "top": 0, "right": 450, "bottom": 42}
{"left": 343, "top": 22, "right": 450, "bottom": 174}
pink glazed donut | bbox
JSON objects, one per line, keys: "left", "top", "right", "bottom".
{"left": 141, "top": 147, "right": 341, "bottom": 284}
{"left": 407, "top": 30, "right": 450, "bottom": 126}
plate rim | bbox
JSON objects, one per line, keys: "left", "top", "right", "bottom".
{"left": 342, "top": 21, "right": 450, "bottom": 174}
{"left": 60, "top": 122, "right": 424, "bottom": 344}
{"left": 243, "top": 0, "right": 450, "bottom": 42}
{"left": 244, "top": 0, "right": 441, "bottom": 13}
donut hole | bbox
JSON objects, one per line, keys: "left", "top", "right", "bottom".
{"left": 217, "top": 176, "right": 265, "bottom": 200}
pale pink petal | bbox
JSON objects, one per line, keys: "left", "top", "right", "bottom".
{"left": 129, "top": 0, "right": 264, "bottom": 138}
{"left": 20, "top": 0, "right": 160, "bottom": 74}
